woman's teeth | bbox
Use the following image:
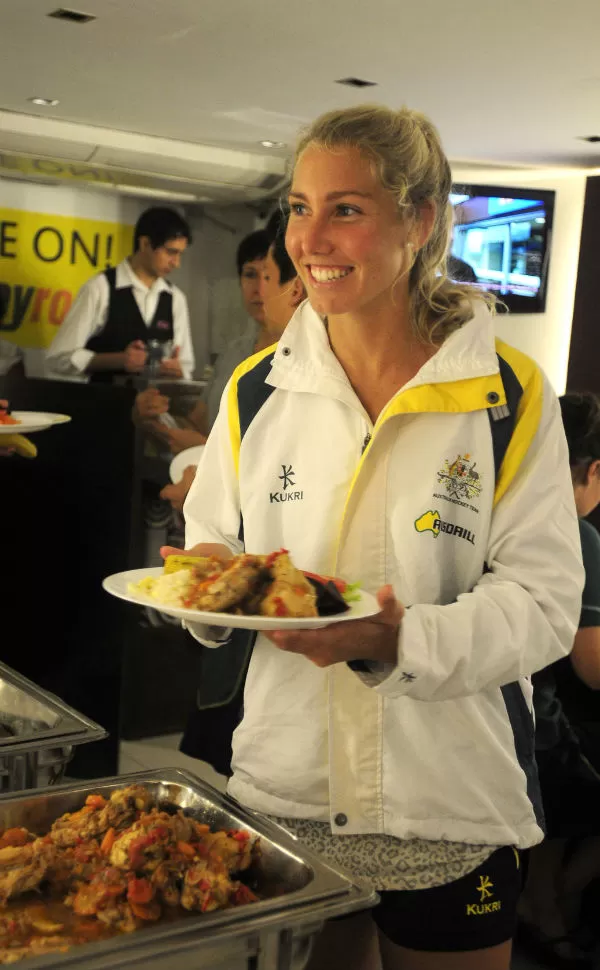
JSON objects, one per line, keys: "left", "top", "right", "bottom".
{"left": 310, "top": 267, "right": 352, "bottom": 282}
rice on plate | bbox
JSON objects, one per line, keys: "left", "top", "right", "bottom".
{"left": 129, "top": 569, "right": 193, "bottom": 607}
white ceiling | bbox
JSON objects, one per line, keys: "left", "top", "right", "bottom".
{"left": 1, "top": 0, "right": 600, "bottom": 170}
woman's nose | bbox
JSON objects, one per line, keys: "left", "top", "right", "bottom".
{"left": 297, "top": 216, "right": 333, "bottom": 257}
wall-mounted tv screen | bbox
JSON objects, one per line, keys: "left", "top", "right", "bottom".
{"left": 449, "top": 184, "right": 555, "bottom": 314}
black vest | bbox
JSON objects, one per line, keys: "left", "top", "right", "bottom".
{"left": 86, "top": 267, "right": 174, "bottom": 383}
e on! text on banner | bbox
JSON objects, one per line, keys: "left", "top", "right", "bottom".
{"left": 0, "top": 208, "right": 133, "bottom": 349}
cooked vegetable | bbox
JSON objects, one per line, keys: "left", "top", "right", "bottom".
{"left": 0, "top": 784, "right": 260, "bottom": 964}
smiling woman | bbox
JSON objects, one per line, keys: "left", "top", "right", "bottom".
{"left": 179, "top": 104, "right": 583, "bottom": 970}
{"left": 285, "top": 105, "right": 493, "bottom": 347}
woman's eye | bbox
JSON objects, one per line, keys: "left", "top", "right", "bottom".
{"left": 336, "top": 204, "right": 359, "bottom": 217}
{"left": 288, "top": 202, "right": 306, "bottom": 216}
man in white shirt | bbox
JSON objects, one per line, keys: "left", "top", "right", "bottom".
{"left": 46, "top": 207, "right": 195, "bottom": 383}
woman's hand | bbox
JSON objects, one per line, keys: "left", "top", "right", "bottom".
{"left": 265, "top": 585, "right": 404, "bottom": 668}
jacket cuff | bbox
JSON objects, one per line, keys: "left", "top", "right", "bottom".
{"left": 71, "top": 348, "right": 95, "bottom": 374}
{"left": 348, "top": 610, "right": 425, "bottom": 695}
{"left": 372, "top": 609, "right": 424, "bottom": 697}
{"left": 351, "top": 659, "right": 396, "bottom": 688}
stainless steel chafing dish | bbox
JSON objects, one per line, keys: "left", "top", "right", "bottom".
{"left": 0, "top": 663, "right": 106, "bottom": 792}
{"left": 0, "top": 767, "right": 377, "bottom": 969}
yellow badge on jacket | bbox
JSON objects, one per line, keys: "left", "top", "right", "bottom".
{"left": 414, "top": 510, "right": 440, "bottom": 537}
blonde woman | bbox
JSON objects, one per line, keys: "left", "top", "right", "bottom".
{"left": 179, "top": 106, "right": 583, "bottom": 970}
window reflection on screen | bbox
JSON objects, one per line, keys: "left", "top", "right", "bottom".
{"left": 450, "top": 194, "right": 547, "bottom": 299}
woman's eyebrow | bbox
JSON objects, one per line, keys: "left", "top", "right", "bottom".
{"left": 288, "top": 190, "right": 373, "bottom": 201}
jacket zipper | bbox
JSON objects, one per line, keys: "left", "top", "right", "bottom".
{"left": 361, "top": 432, "right": 372, "bottom": 455}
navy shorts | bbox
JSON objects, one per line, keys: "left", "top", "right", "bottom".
{"left": 346, "top": 845, "right": 522, "bottom": 952}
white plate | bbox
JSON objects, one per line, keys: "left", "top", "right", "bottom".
{"left": 45, "top": 412, "right": 72, "bottom": 426}
{"left": 169, "top": 445, "right": 205, "bottom": 483}
{"left": 0, "top": 411, "right": 71, "bottom": 435}
{"left": 103, "top": 567, "right": 380, "bottom": 631}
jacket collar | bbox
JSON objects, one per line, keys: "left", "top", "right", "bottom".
{"left": 268, "top": 300, "right": 500, "bottom": 400}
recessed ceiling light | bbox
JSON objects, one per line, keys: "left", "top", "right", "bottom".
{"left": 29, "top": 97, "right": 60, "bottom": 106}
{"left": 336, "top": 77, "right": 377, "bottom": 88}
{"left": 260, "top": 140, "right": 285, "bottom": 149}
{"left": 48, "top": 8, "right": 96, "bottom": 23}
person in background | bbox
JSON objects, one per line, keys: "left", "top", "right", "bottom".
{"left": 178, "top": 104, "right": 583, "bottom": 970}
{"left": 553, "top": 393, "right": 600, "bottom": 768}
{"left": 447, "top": 253, "right": 478, "bottom": 283}
{"left": 46, "top": 207, "right": 194, "bottom": 383}
{"left": 133, "top": 228, "right": 271, "bottom": 455}
{"left": 160, "top": 228, "right": 305, "bottom": 512}
{"left": 520, "top": 392, "right": 600, "bottom": 968}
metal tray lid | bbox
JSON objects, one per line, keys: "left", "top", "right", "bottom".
{"left": 0, "top": 662, "right": 107, "bottom": 753}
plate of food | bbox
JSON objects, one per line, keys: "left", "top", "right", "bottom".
{"left": 103, "top": 549, "right": 379, "bottom": 630}
{"left": 0, "top": 407, "right": 71, "bottom": 435}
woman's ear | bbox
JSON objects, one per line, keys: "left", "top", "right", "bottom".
{"left": 290, "top": 275, "right": 307, "bottom": 308}
{"left": 588, "top": 458, "right": 600, "bottom": 485}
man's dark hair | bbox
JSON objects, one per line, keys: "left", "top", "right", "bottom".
{"left": 236, "top": 229, "right": 270, "bottom": 276}
{"left": 270, "top": 231, "right": 297, "bottom": 286}
{"left": 134, "top": 207, "right": 192, "bottom": 252}
{"left": 560, "top": 392, "right": 600, "bottom": 483}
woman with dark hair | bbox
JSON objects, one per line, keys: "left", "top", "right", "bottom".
{"left": 552, "top": 393, "right": 600, "bottom": 768}
{"left": 519, "top": 392, "right": 600, "bottom": 967}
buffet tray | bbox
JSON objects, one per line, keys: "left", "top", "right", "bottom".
{"left": 0, "top": 665, "right": 106, "bottom": 752}
{"left": 0, "top": 664, "right": 106, "bottom": 792}
{"left": 0, "top": 767, "right": 377, "bottom": 969}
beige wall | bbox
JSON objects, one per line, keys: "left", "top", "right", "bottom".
{"left": 452, "top": 166, "right": 587, "bottom": 394}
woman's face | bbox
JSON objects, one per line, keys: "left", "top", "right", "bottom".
{"left": 239, "top": 259, "right": 266, "bottom": 325}
{"left": 285, "top": 143, "right": 411, "bottom": 318}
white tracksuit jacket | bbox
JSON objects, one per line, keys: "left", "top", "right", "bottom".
{"left": 184, "top": 301, "right": 584, "bottom": 849}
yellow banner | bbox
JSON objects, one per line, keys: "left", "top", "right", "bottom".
{"left": 0, "top": 207, "right": 133, "bottom": 349}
